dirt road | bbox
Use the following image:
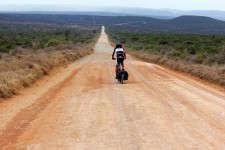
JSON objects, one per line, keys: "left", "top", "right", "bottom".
{"left": 0, "top": 27, "right": 225, "bottom": 150}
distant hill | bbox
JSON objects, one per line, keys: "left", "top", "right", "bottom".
{"left": 1, "top": 14, "right": 225, "bottom": 34}
{"left": 167, "top": 16, "right": 225, "bottom": 34}
{"left": 1, "top": 6, "right": 225, "bottom": 20}
{"left": 93, "top": 7, "right": 225, "bottom": 21}
{"left": 105, "top": 15, "right": 225, "bottom": 34}
{"left": 171, "top": 16, "right": 224, "bottom": 23}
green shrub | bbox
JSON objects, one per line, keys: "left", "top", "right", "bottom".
{"left": 0, "top": 24, "right": 99, "bottom": 53}
{"left": 108, "top": 31, "right": 225, "bottom": 65}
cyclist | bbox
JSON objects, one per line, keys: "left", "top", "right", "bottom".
{"left": 112, "top": 43, "right": 126, "bottom": 78}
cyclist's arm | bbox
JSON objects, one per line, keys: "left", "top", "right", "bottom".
{"left": 112, "top": 48, "right": 116, "bottom": 59}
{"left": 124, "top": 49, "right": 127, "bottom": 59}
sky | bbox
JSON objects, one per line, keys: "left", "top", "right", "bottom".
{"left": 1, "top": 0, "right": 225, "bottom": 11}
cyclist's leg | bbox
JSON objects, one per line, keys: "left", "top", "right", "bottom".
{"left": 118, "top": 59, "right": 123, "bottom": 70}
{"left": 115, "top": 59, "right": 120, "bottom": 75}
{"left": 115, "top": 64, "right": 119, "bottom": 74}
{"left": 121, "top": 59, "right": 125, "bottom": 70}
{"left": 116, "top": 58, "right": 123, "bottom": 74}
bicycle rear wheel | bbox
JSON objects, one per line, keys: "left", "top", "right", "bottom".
{"left": 121, "top": 74, "right": 124, "bottom": 84}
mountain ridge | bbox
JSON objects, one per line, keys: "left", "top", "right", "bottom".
{"left": 0, "top": 14, "right": 225, "bottom": 34}
{"left": 1, "top": 7, "right": 225, "bottom": 21}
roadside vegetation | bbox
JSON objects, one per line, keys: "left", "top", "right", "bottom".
{"left": 108, "top": 30, "right": 225, "bottom": 86}
{"left": 0, "top": 23, "right": 99, "bottom": 98}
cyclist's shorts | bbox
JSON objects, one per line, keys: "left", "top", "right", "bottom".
{"left": 117, "top": 58, "right": 124, "bottom": 66}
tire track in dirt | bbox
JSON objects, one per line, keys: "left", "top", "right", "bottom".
{"left": 130, "top": 62, "right": 225, "bottom": 149}
{"left": 0, "top": 67, "right": 82, "bottom": 148}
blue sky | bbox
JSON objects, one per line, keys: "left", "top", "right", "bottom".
{"left": 1, "top": 0, "right": 225, "bottom": 11}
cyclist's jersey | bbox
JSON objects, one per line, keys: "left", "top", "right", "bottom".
{"left": 115, "top": 48, "right": 125, "bottom": 59}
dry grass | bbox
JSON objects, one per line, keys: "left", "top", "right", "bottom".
{"left": 0, "top": 44, "right": 93, "bottom": 98}
{"left": 130, "top": 51, "right": 225, "bottom": 87}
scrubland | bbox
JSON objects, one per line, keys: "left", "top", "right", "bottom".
{"left": 0, "top": 24, "right": 99, "bottom": 98}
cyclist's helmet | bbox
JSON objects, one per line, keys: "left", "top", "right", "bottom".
{"left": 116, "top": 43, "right": 122, "bottom": 49}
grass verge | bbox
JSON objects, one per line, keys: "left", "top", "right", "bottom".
{"left": 0, "top": 44, "right": 94, "bottom": 98}
{"left": 130, "top": 51, "right": 225, "bottom": 87}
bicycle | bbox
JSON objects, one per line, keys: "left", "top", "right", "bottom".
{"left": 115, "top": 60, "right": 128, "bottom": 84}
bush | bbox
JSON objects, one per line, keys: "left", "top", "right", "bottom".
{"left": 0, "top": 23, "right": 99, "bottom": 53}
{"left": 108, "top": 31, "right": 225, "bottom": 65}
